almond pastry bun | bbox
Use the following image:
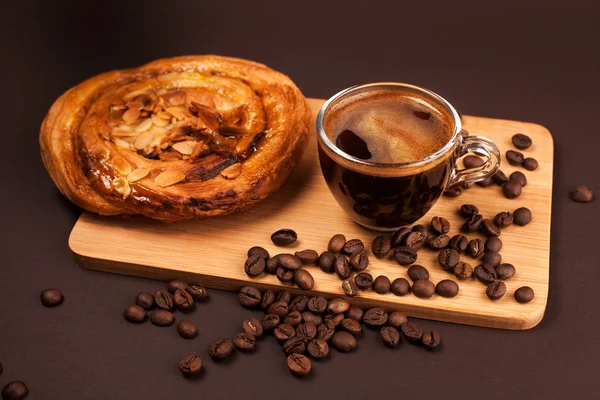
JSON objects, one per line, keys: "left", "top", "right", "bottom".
{"left": 40, "top": 55, "right": 311, "bottom": 222}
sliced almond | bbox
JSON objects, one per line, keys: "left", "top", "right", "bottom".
{"left": 172, "top": 141, "right": 196, "bottom": 155}
{"left": 112, "top": 129, "right": 139, "bottom": 137}
{"left": 159, "top": 151, "right": 183, "bottom": 161}
{"left": 122, "top": 107, "right": 140, "bottom": 125}
{"left": 134, "top": 130, "right": 155, "bottom": 150}
{"left": 112, "top": 177, "right": 131, "bottom": 199}
{"left": 152, "top": 114, "right": 169, "bottom": 127}
{"left": 165, "top": 107, "right": 187, "bottom": 120}
{"left": 155, "top": 170, "right": 186, "bottom": 187}
{"left": 158, "top": 111, "right": 172, "bottom": 120}
{"left": 221, "top": 163, "right": 242, "bottom": 180}
{"left": 135, "top": 118, "right": 153, "bottom": 133}
{"left": 127, "top": 168, "right": 150, "bottom": 182}
{"left": 162, "top": 90, "right": 187, "bottom": 106}
{"left": 191, "top": 142, "right": 209, "bottom": 158}
{"left": 123, "top": 89, "right": 150, "bottom": 102}
{"left": 113, "top": 157, "right": 132, "bottom": 176}
{"left": 114, "top": 138, "right": 132, "bottom": 149}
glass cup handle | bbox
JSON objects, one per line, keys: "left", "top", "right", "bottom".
{"left": 447, "top": 132, "right": 501, "bottom": 189}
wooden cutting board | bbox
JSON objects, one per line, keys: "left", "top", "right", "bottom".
{"left": 70, "top": 98, "right": 553, "bottom": 330}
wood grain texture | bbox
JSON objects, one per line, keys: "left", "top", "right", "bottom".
{"left": 69, "top": 98, "right": 553, "bottom": 330}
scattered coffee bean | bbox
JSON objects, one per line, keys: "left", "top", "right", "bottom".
{"left": 238, "top": 286, "right": 262, "bottom": 308}
{"left": 316, "top": 321, "right": 336, "bottom": 341}
{"left": 318, "top": 251, "right": 336, "bottom": 273}
{"left": 167, "top": 280, "right": 189, "bottom": 294}
{"left": 233, "top": 332, "right": 256, "bottom": 351}
{"left": 474, "top": 265, "right": 497, "bottom": 284}
{"left": 438, "top": 249, "right": 460, "bottom": 271}
{"left": 177, "top": 320, "right": 198, "bottom": 339}
{"left": 482, "top": 251, "right": 502, "bottom": 268}
{"left": 40, "top": 288, "right": 64, "bottom": 307}
{"left": 294, "top": 269, "right": 315, "bottom": 290}
{"left": 307, "top": 339, "right": 329, "bottom": 359}
{"left": 495, "top": 263, "right": 516, "bottom": 280}
{"left": 405, "top": 231, "right": 427, "bottom": 250}
{"left": 412, "top": 280, "right": 436, "bottom": 298}
{"left": 388, "top": 311, "right": 408, "bottom": 328}
{"left": 510, "top": 171, "right": 527, "bottom": 187}
{"left": 492, "top": 170, "right": 509, "bottom": 185}
{"left": 349, "top": 250, "right": 369, "bottom": 271}
{"left": 271, "top": 229, "right": 297, "bottom": 246}
{"left": 476, "top": 177, "right": 493, "bottom": 187}
{"left": 462, "top": 214, "right": 483, "bottom": 233}
{"left": 248, "top": 246, "right": 270, "bottom": 261}
{"left": 208, "top": 339, "right": 234, "bottom": 360}
{"left": 289, "top": 296, "right": 309, "bottom": 312}
{"left": 463, "top": 155, "right": 484, "bottom": 168}
{"left": 513, "top": 207, "right": 532, "bottom": 226}
{"left": 481, "top": 219, "right": 501, "bottom": 237}
{"left": 428, "top": 234, "right": 450, "bottom": 249}
{"left": 515, "top": 286, "right": 535, "bottom": 303}
{"left": 444, "top": 186, "right": 464, "bottom": 197}
{"left": 276, "top": 267, "right": 294, "bottom": 282}
{"left": 486, "top": 281, "right": 507, "bottom": 300}
{"left": 393, "top": 246, "right": 418, "bottom": 266}
{"left": 485, "top": 237, "right": 503, "bottom": 252}
{"left": 307, "top": 296, "right": 327, "bottom": 314}
{"left": 391, "top": 278, "right": 411, "bottom": 296}
{"left": 401, "top": 322, "right": 423, "bottom": 342}
{"left": 287, "top": 353, "right": 311, "bottom": 377}
{"left": 506, "top": 150, "right": 524, "bottom": 165}
{"left": 408, "top": 265, "right": 429, "bottom": 281}
{"left": 460, "top": 204, "right": 479, "bottom": 218}
{"left": 268, "top": 301, "right": 290, "bottom": 317}
{"left": 340, "top": 318, "right": 362, "bottom": 336}
{"left": 334, "top": 255, "right": 352, "bottom": 279}
{"left": 1, "top": 381, "right": 28, "bottom": 400}
{"left": 174, "top": 289, "right": 194, "bottom": 311}
{"left": 283, "top": 336, "right": 307, "bottom": 354}
{"left": 266, "top": 255, "right": 280, "bottom": 274}
{"left": 324, "top": 313, "right": 344, "bottom": 327}
{"left": 242, "top": 317, "right": 263, "bottom": 338}
{"left": 284, "top": 311, "right": 303, "bottom": 327}
{"left": 179, "top": 354, "right": 202, "bottom": 377}
{"left": 422, "top": 330, "right": 441, "bottom": 350}
{"left": 512, "top": 133, "right": 532, "bottom": 150}
{"left": 328, "top": 234, "right": 346, "bottom": 252}
{"left": 123, "top": 305, "right": 147, "bottom": 323}
{"left": 355, "top": 272, "right": 374, "bottom": 290}
{"left": 503, "top": 180, "right": 522, "bottom": 199}
{"left": 345, "top": 306, "right": 364, "bottom": 321}
{"left": 150, "top": 310, "right": 174, "bottom": 326}
{"left": 135, "top": 292, "right": 155, "bottom": 310}
{"left": 453, "top": 262, "right": 473, "bottom": 280}
{"left": 448, "top": 235, "right": 468, "bottom": 253}
{"left": 523, "top": 157, "right": 538, "bottom": 171}
{"left": 274, "top": 324, "right": 296, "bottom": 342}
{"left": 436, "top": 280, "right": 459, "bottom": 298}
{"left": 302, "top": 312, "right": 323, "bottom": 326}
{"left": 331, "top": 331, "right": 357, "bottom": 352}
{"left": 371, "top": 236, "right": 391, "bottom": 258}
{"left": 570, "top": 185, "right": 594, "bottom": 203}
{"left": 431, "top": 216, "right": 450, "bottom": 234}
{"left": 467, "top": 239, "right": 485, "bottom": 259}
{"left": 380, "top": 326, "right": 401, "bottom": 348}
{"left": 277, "top": 289, "right": 292, "bottom": 303}
{"left": 343, "top": 239, "right": 364, "bottom": 255}
{"left": 155, "top": 290, "right": 175, "bottom": 311}
{"left": 278, "top": 254, "right": 302, "bottom": 270}
{"left": 260, "top": 290, "right": 276, "bottom": 311}
{"left": 262, "top": 314, "right": 281, "bottom": 331}
{"left": 494, "top": 212, "right": 513, "bottom": 228}
{"left": 342, "top": 278, "right": 359, "bottom": 297}
{"left": 391, "top": 227, "right": 412, "bottom": 247}
{"left": 328, "top": 297, "right": 350, "bottom": 314}
{"left": 186, "top": 285, "right": 208, "bottom": 301}
{"left": 363, "top": 307, "right": 388, "bottom": 327}
{"left": 295, "top": 249, "right": 319, "bottom": 265}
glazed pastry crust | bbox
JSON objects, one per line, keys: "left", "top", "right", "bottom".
{"left": 40, "top": 55, "right": 311, "bottom": 222}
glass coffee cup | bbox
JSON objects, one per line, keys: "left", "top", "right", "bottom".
{"left": 316, "top": 82, "right": 500, "bottom": 231}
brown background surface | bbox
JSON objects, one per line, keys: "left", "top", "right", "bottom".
{"left": 1, "top": 0, "right": 599, "bottom": 398}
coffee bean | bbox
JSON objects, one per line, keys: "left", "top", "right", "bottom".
{"left": 388, "top": 311, "right": 408, "bottom": 328}
{"left": 474, "top": 264, "right": 497, "bottom": 284}
{"left": 328, "top": 297, "right": 350, "bottom": 314}
{"left": 571, "top": 185, "right": 594, "bottom": 202}
{"left": 393, "top": 246, "right": 418, "bottom": 266}
{"left": 271, "top": 229, "right": 297, "bottom": 246}
{"left": 510, "top": 171, "right": 527, "bottom": 187}
{"left": 372, "top": 236, "right": 391, "bottom": 258}
{"left": 405, "top": 231, "right": 427, "bottom": 250}
{"left": 302, "top": 312, "right": 323, "bottom": 326}
{"left": 274, "top": 324, "right": 297, "bottom": 342}
{"left": 283, "top": 311, "right": 303, "bottom": 327}
{"left": 391, "top": 227, "right": 412, "bottom": 247}
{"left": 278, "top": 254, "right": 302, "bottom": 270}
{"left": 307, "top": 339, "right": 329, "bottom": 359}
{"left": 380, "top": 326, "right": 401, "bottom": 348}
{"left": 186, "top": 285, "right": 209, "bottom": 301}
{"left": 316, "top": 322, "right": 336, "bottom": 341}
{"left": 391, "top": 278, "right": 411, "bottom": 296}
{"left": 289, "top": 295, "right": 309, "bottom": 312}
{"left": 462, "top": 214, "right": 483, "bottom": 233}
{"left": 331, "top": 331, "right": 357, "bottom": 352}
{"left": 372, "top": 275, "right": 391, "bottom": 294}
{"left": 506, "top": 150, "right": 524, "bottom": 166}
{"left": 262, "top": 314, "right": 281, "bottom": 331}
{"left": 40, "top": 288, "right": 64, "bottom": 307}
{"left": 287, "top": 353, "right": 312, "bottom": 377}
{"left": 431, "top": 216, "right": 450, "bottom": 234}
{"left": 494, "top": 212, "right": 513, "bottom": 228}
{"left": 436, "top": 280, "right": 459, "bottom": 298}
{"left": 355, "top": 272, "right": 374, "bottom": 290}
{"left": 135, "top": 292, "right": 155, "bottom": 310}
{"left": 476, "top": 177, "right": 493, "bottom": 187}
{"left": 177, "top": 320, "right": 198, "bottom": 339}
{"left": 460, "top": 204, "right": 479, "bottom": 218}
{"left": 268, "top": 301, "right": 290, "bottom": 317}
{"left": 492, "top": 170, "right": 509, "bottom": 185}
{"left": 276, "top": 267, "right": 294, "bottom": 282}
{"left": 481, "top": 219, "right": 501, "bottom": 237}
{"left": 422, "top": 330, "right": 441, "bottom": 350}
{"left": 328, "top": 234, "right": 347, "bottom": 252}
{"left": 453, "top": 262, "right": 473, "bottom": 280}
{"left": 343, "top": 239, "right": 364, "bottom": 255}
{"left": 428, "top": 234, "right": 450, "bottom": 250}
{"left": 482, "top": 251, "right": 502, "bottom": 268}
{"left": 334, "top": 255, "right": 352, "bottom": 279}
{"left": 318, "top": 251, "right": 335, "bottom": 273}
{"left": 363, "top": 307, "right": 388, "bottom": 327}
{"left": 467, "top": 239, "right": 485, "bottom": 259}
{"left": 150, "top": 310, "right": 174, "bottom": 326}
{"left": 248, "top": 246, "right": 270, "bottom": 261}
{"left": 512, "top": 133, "right": 532, "bottom": 150}
{"left": 155, "top": 290, "right": 175, "bottom": 311}
{"left": 503, "top": 180, "right": 522, "bottom": 199}
{"left": 260, "top": 290, "right": 276, "bottom": 311}
{"left": 513, "top": 207, "right": 532, "bottom": 226}
{"left": 412, "top": 224, "right": 428, "bottom": 233}
{"left": 444, "top": 186, "right": 464, "bottom": 197}
{"left": 486, "top": 281, "right": 507, "bottom": 300}
{"left": 401, "top": 322, "right": 423, "bottom": 342}
{"left": 167, "top": 280, "right": 189, "bottom": 294}
{"left": 294, "top": 269, "right": 314, "bottom": 290}
{"left": 283, "top": 336, "right": 307, "bottom": 354}
{"left": 324, "top": 313, "right": 344, "bottom": 327}
{"left": 266, "top": 255, "right": 280, "bottom": 274}
{"left": 496, "top": 263, "right": 516, "bottom": 280}
{"left": 295, "top": 249, "right": 319, "bottom": 265}
{"left": 1, "top": 381, "right": 28, "bottom": 400}
{"left": 408, "top": 265, "right": 429, "bottom": 281}
{"left": 463, "top": 155, "right": 484, "bottom": 168}
{"left": 523, "top": 157, "right": 538, "bottom": 171}
{"left": 438, "top": 249, "right": 460, "bottom": 271}
{"left": 124, "top": 305, "right": 147, "bottom": 323}
{"left": 515, "top": 286, "right": 535, "bottom": 303}
{"left": 349, "top": 250, "right": 369, "bottom": 271}
{"left": 297, "top": 322, "right": 318, "bottom": 340}
{"left": 345, "top": 306, "right": 364, "bottom": 321}
{"left": 342, "top": 278, "right": 359, "bottom": 297}
{"left": 276, "top": 289, "right": 291, "bottom": 303}
{"left": 412, "top": 280, "right": 435, "bottom": 298}
{"left": 238, "top": 286, "right": 261, "bottom": 308}
{"left": 306, "top": 296, "right": 326, "bottom": 314}
{"left": 174, "top": 289, "right": 194, "bottom": 311}
{"left": 208, "top": 339, "right": 234, "bottom": 361}
{"left": 242, "top": 317, "right": 264, "bottom": 338}
{"left": 244, "top": 255, "right": 266, "bottom": 277}
{"left": 233, "top": 333, "right": 256, "bottom": 351}
{"left": 448, "top": 235, "right": 468, "bottom": 253}
{"left": 179, "top": 354, "right": 202, "bottom": 377}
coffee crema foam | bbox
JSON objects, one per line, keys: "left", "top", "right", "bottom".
{"left": 324, "top": 90, "right": 453, "bottom": 165}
